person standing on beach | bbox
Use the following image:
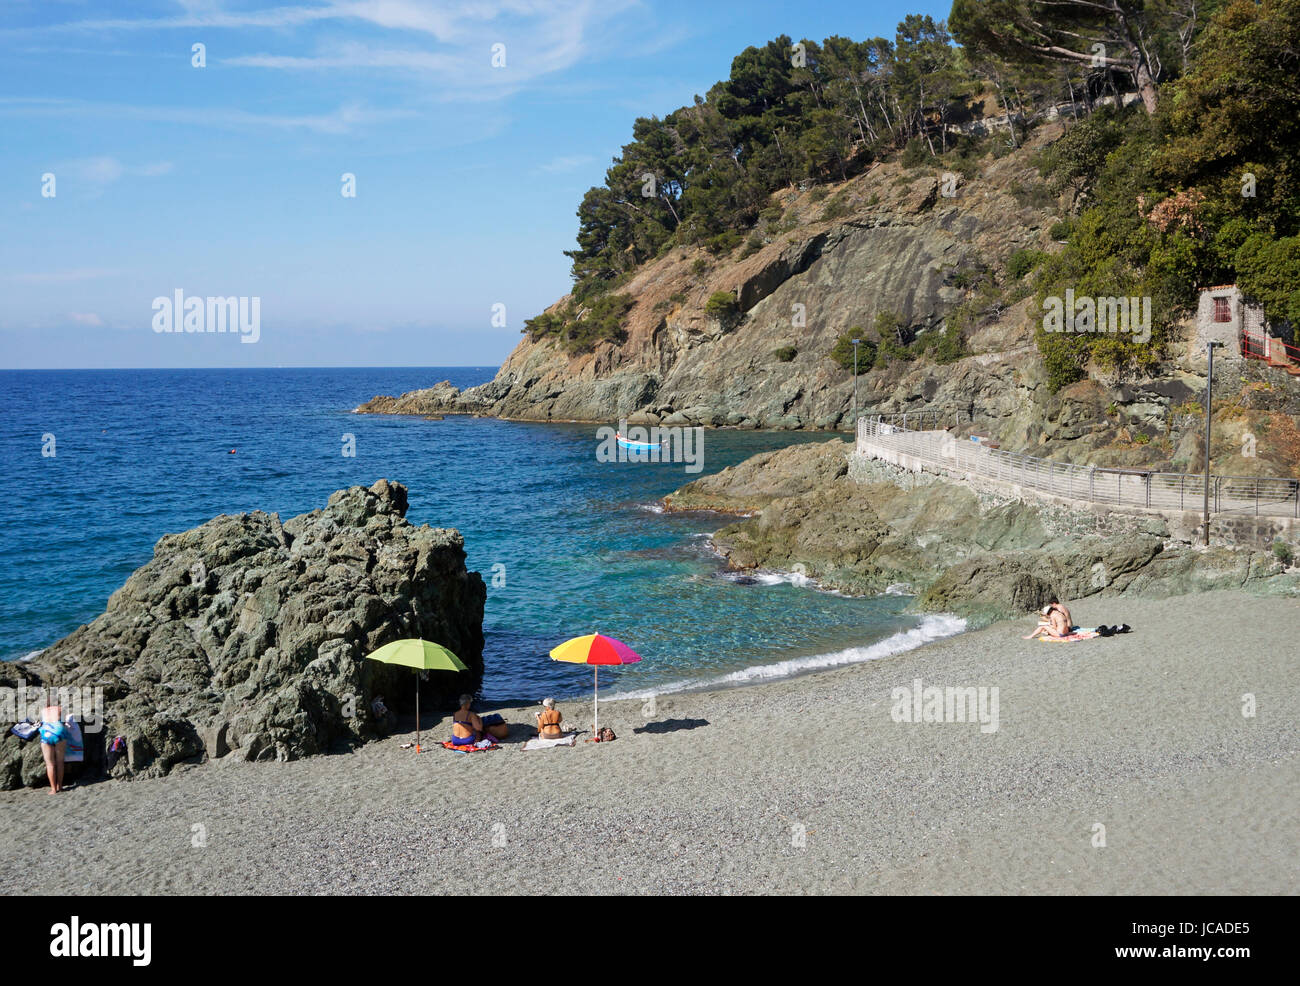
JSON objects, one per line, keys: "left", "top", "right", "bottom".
{"left": 39, "top": 703, "right": 68, "bottom": 793}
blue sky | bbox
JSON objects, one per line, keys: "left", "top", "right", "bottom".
{"left": 1, "top": 0, "right": 951, "bottom": 368}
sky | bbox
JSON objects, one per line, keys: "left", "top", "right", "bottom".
{"left": 0, "top": 0, "right": 952, "bottom": 368}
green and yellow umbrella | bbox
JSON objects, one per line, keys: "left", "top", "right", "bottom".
{"left": 365, "top": 638, "right": 467, "bottom": 752}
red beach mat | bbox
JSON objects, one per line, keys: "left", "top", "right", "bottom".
{"left": 440, "top": 739, "right": 499, "bottom": 753}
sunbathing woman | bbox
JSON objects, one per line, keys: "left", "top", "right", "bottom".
{"left": 1023, "top": 603, "right": 1071, "bottom": 640}
{"left": 536, "top": 698, "right": 565, "bottom": 739}
{"left": 449, "top": 694, "right": 483, "bottom": 747}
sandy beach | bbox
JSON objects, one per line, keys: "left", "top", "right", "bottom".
{"left": 2, "top": 589, "right": 1296, "bottom": 895}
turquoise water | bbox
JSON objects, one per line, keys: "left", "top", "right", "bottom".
{"left": 0, "top": 368, "right": 956, "bottom": 700}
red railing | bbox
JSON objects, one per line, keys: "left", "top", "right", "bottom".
{"left": 1241, "top": 330, "right": 1300, "bottom": 368}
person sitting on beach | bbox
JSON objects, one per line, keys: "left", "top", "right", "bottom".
{"left": 1047, "top": 597, "right": 1074, "bottom": 632}
{"left": 450, "top": 694, "right": 483, "bottom": 746}
{"left": 39, "top": 704, "right": 68, "bottom": 794}
{"left": 1023, "top": 600, "right": 1073, "bottom": 640}
{"left": 450, "top": 694, "right": 509, "bottom": 745}
{"left": 536, "top": 698, "right": 565, "bottom": 739}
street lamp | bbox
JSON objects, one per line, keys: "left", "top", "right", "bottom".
{"left": 851, "top": 338, "right": 862, "bottom": 434}
{"left": 1203, "top": 340, "right": 1223, "bottom": 546}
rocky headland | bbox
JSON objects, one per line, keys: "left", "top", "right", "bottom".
{"left": 354, "top": 122, "right": 1300, "bottom": 480}
{"left": 0, "top": 480, "right": 485, "bottom": 790}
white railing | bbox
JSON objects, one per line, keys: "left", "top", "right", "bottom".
{"left": 856, "top": 414, "right": 1300, "bottom": 518}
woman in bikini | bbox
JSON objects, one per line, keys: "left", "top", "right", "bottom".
{"left": 535, "top": 698, "right": 565, "bottom": 739}
{"left": 449, "top": 694, "right": 483, "bottom": 747}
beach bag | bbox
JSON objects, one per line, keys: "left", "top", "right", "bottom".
{"left": 107, "top": 735, "right": 127, "bottom": 769}
{"left": 10, "top": 721, "right": 38, "bottom": 741}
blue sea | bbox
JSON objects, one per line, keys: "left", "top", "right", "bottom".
{"left": 0, "top": 368, "right": 963, "bottom": 700}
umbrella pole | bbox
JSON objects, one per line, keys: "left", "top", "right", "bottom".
{"left": 415, "top": 674, "right": 421, "bottom": 753}
{"left": 594, "top": 666, "right": 599, "bottom": 736}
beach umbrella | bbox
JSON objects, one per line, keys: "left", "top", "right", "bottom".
{"left": 548, "top": 633, "right": 642, "bottom": 735}
{"left": 365, "top": 638, "right": 467, "bottom": 753}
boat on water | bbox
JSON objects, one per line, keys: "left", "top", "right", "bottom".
{"left": 616, "top": 432, "right": 661, "bottom": 451}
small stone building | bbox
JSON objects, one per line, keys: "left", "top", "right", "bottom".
{"left": 1195, "top": 284, "right": 1268, "bottom": 357}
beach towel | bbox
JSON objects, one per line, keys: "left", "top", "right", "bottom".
{"left": 440, "top": 738, "right": 499, "bottom": 754}
{"left": 1040, "top": 627, "right": 1101, "bottom": 642}
{"left": 10, "top": 720, "right": 37, "bottom": 741}
{"left": 64, "top": 718, "right": 84, "bottom": 763}
{"left": 522, "top": 734, "right": 577, "bottom": 751}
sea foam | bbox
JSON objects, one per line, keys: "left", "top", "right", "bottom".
{"left": 612, "top": 613, "right": 967, "bottom": 698}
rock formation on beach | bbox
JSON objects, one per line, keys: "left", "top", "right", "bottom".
{"left": 665, "top": 440, "right": 1298, "bottom": 623}
{"left": 0, "top": 480, "right": 485, "bottom": 789}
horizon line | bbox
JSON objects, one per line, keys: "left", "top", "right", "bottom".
{"left": 0, "top": 364, "right": 502, "bottom": 372}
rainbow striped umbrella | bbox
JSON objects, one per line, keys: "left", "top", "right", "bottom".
{"left": 549, "top": 633, "right": 642, "bottom": 735}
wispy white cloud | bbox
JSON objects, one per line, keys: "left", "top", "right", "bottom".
{"left": 7, "top": 268, "right": 123, "bottom": 285}
{"left": 6, "top": 0, "right": 630, "bottom": 46}
{"left": 0, "top": 2, "right": 344, "bottom": 36}
{"left": 59, "top": 156, "right": 174, "bottom": 187}
{"left": 537, "top": 153, "right": 594, "bottom": 174}
{"left": 0, "top": 96, "right": 411, "bottom": 134}
{"left": 5, "top": 1, "right": 639, "bottom": 102}
{"left": 68, "top": 312, "right": 105, "bottom": 327}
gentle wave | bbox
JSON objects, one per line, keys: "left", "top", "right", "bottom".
{"left": 610, "top": 613, "right": 968, "bottom": 698}
{"left": 716, "top": 568, "right": 814, "bottom": 588}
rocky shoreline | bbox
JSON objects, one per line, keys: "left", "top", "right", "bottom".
{"left": 1, "top": 480, "right": 485, "bottom": 790}
{"left": 664, "top": 440, "right": 1299, "bottom": 624}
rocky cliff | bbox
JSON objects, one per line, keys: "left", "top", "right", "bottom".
{"left": 357, "top": 122, "right": 1300, "bottom": 479}
{"left": 1, "top": 480, "right": 485, "bottom": 789}
{"left": 665, "top": 440, "right": 1297, "bottom": 624}
{"left": 358, "top": 129, "right": 1058, "bottom": 431}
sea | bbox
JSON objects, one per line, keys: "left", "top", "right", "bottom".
{"left": 0, "top": 367, "right": 964, "bottom": 701}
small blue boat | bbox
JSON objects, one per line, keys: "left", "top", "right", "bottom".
{"left": 616, "top": 432, "right": 661, "bottom": 451}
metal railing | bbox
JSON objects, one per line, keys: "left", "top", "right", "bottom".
{"left": 856, "top": 415, "right": 1300, "bottom": 518}
{"left": 1242, "top": 329, "right": 1300, "bottom": 370}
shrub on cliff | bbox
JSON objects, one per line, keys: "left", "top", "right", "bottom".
{"left": 564, "top": 294, "right": 634, "bottom": 353}
{"left": 1007, "top": 248, "right": 1046, "bottom": 281}
{"left": 704, "top": 291, "right": 742, "bottom": 329}
{"left": 523, "top": 294, "right": 633, "bottom": 353}
{"left": 829, "top": 330, "right": 875, "bottom": 371}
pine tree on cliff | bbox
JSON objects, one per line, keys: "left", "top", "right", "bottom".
{"left": 949, "top": 0, "right": 1210, "bottom": 113}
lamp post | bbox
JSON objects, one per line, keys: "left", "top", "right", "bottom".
{"left": 851, "top": 338, "right": 862, "bottom": 435}
{"left": 1202, "top": 340, "right": 1223, "bottom": 546}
